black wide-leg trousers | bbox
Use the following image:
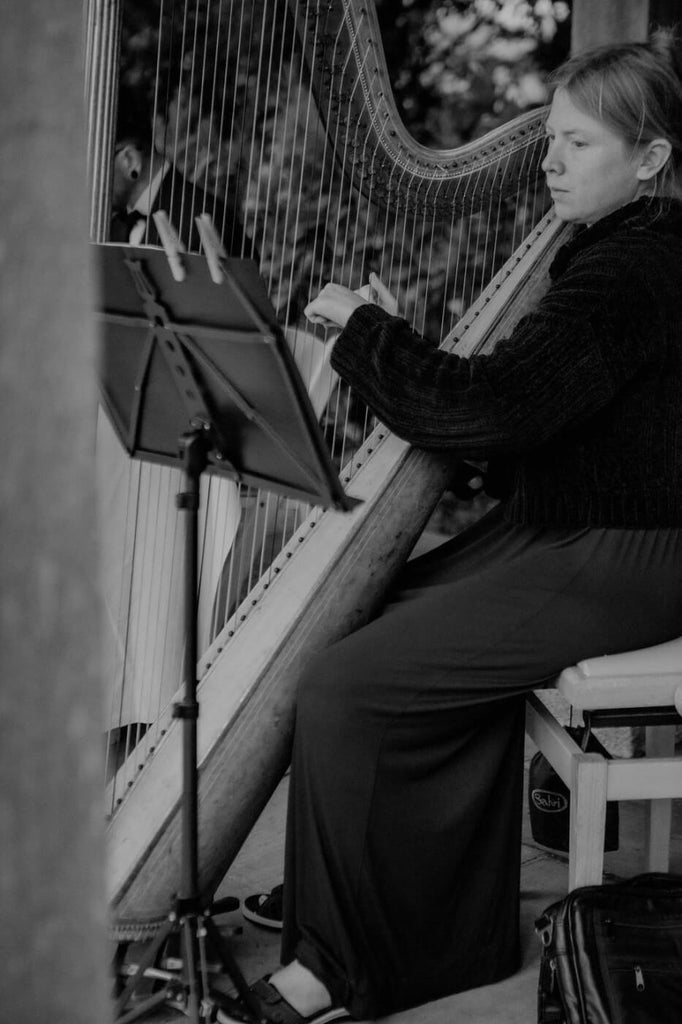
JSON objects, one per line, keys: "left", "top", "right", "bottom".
{"left": 280, "top": 506, "right": 682, "bottom": 1018}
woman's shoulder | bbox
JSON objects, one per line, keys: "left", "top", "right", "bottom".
{"left": 549, "top": 198, "right": 682, "bottom": 281}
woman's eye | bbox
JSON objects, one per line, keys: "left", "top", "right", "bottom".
{"left": 571, "top": 139, "right": 587, "bottom": 149}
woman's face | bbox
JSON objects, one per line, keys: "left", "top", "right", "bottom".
{"left": 542, "top": 87, "right": 647, "bottom": 226}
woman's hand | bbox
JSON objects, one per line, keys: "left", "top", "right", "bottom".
{"left": 356, "top": 273, "right": 399, "bottom": 315}
{"left": 304, "top": 273, "right": 398, "bottom": 332}
{"left": 304, "top": 284, "right": 366, "bottom": 330}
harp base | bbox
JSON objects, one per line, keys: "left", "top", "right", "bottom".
{"left": 113, "top": 431, "right": 261, "bottom": 1024}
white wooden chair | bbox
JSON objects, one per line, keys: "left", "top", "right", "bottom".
{"left": 525, "top": 636, "right": 682, "bottom": 890}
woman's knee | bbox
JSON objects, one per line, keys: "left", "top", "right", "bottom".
{"left": 295, "top": 642, "right": 365, "bottom": 732}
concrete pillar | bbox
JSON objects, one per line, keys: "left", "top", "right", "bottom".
{"left": 0, "top": 3, "right": 110, "bottom": 1023}
{"left": 571, "top": 0, "right": 649, "bottom": 52}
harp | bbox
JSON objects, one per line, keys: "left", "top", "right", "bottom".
{"left": 88, "top": 0, "right": 569, "bottom": 931}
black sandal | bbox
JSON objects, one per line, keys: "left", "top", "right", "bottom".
{"left": 216, "top": 977, "right": 352, "bottom": 1024}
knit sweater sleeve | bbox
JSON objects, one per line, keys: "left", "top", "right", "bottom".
{"left": 329, "top": 240, "right": 662, "bottom": 459}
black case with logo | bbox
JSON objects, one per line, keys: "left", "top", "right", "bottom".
{"left": 528, "top": 726, "right": 619, "bottom": 853}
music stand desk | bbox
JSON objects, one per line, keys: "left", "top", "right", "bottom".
{"left": 96, "top": 242, "right": 353, "bottom": 510}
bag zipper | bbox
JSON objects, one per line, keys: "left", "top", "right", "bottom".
{"left": 565, "top": 900, "right": 591, "bottom": 1020}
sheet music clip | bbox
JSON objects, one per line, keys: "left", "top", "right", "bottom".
{"left": 195, "top": 213, "right": 227, "bottom": 285}
{"left": 152, "top": 210, "right": 186, "bottom": 283}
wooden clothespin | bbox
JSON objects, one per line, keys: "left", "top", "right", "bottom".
{"left": 152, "top": 210, "right": 186, "bottom": 283}
{"left": 195, "top": 213, "right": 227, "bottom": 285}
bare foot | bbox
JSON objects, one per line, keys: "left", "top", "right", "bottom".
{"left": 269, "top": 960, "right": 333, "bottom": 1016}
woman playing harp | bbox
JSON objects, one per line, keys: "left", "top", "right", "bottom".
{"left": 219, "top": 33, "right": 682, "bottom": 1024}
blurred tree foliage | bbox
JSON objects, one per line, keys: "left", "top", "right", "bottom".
{"left": 375, "top": 0, "right": 571, "bottom": 146}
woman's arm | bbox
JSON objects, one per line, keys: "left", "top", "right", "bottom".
{"left": 324, "top": 249, "right": 662, "bottom": 458}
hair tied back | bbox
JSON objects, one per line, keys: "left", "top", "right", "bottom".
{"left": 650, "top": 25, "right": 682, "bottom": 81}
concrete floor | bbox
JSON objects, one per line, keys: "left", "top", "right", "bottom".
{"left": 121, "top": 734, "right": 682, "bottom": 1024}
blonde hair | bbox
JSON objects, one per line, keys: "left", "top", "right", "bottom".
{"left": 550, "top": 29, "right": 682, "bottom": 198}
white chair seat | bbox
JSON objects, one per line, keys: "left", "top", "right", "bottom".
{"left": 526, "top": 636, "right": 682, "bottom": 890}
{"left": 558, "top": 636, "right": 682, "bottom": 712}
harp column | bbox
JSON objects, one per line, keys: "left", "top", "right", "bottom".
{"left": 0, "top": 2, "right": 109, "bottom": 1022}
{"left": 86, "top": 0, "right": 122, "bottom": 242}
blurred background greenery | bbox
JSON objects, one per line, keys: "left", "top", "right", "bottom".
{"left": 374, "top": 0, "right": 570, "bottom": 144}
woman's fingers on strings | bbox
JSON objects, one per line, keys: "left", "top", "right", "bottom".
{"left": 304, "top": 306, "right": 336, "bottom": 327}
{"left": 304, "top": 285, "right": 339, "bottom": 327}
{"left": 369, "top": 272, "right": 399, "bottom": 314}
{"left": 304, "top": 282, "right": 368, "bottom": 330}
{"left": 353, "top": 274, "right": 398, "bottom": 312}
{"left": 303, "top": 275, "right": 398, "bottom": 333}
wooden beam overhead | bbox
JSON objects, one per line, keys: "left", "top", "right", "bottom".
{"left": 571, "top": 0, "right": 681, "bottom": 54}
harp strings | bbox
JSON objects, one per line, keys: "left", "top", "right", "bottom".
{"left": 104, "top": 0, "right": 550, "bottom": 799}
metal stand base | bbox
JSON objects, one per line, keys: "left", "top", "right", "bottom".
{"left": 113, "top": 896, "right": 255, "bottom": 1023}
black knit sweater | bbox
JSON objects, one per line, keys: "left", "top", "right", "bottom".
{"left": 330, "top": 198, "right": 682, "bottom": 528}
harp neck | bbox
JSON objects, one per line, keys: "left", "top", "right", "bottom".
{"left": 294, "top": 0, "right": 548, "bottom": 213}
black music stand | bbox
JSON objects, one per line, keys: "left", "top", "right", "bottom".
{"left": 95, "top": 239, "right": 354, "bottom": 1024}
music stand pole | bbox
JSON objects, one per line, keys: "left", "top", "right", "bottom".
{"left": 114, "top": 428, "right": 260, "bottom": 1024}
{"left": 173, "top": 427, "right": 260, "bottom": 1023}
{"left": 175, "top": 427, "right": 209, "bottom": 1023}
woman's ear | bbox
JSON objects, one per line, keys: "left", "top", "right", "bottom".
{"left": 115, "top": 142, "right": 143, "bottom": 183}
{"left": 636, "top": 137, "right": 673, "bottom": 182}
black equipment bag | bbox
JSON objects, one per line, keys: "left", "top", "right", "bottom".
{"left": 535, "top": 874, "right": 682, "bottom": 1023}
{"left": 528, "top": 726, "right": 619, "bottom": 854}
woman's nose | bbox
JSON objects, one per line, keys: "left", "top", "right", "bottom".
{"left": 542, "top": 139, "right": 563, "bottom": 175}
